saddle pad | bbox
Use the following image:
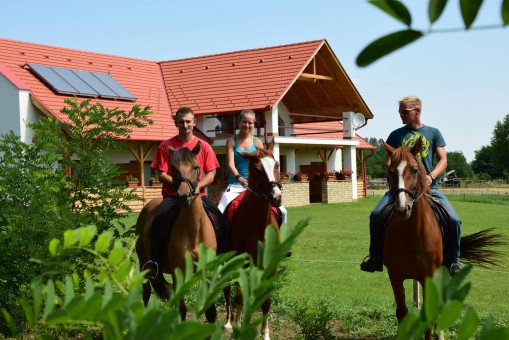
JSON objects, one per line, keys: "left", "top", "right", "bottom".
{"left": 226, "top": 191, "right": 280, "bottom": 226}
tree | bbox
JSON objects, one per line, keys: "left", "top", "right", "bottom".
{"left": 0, "top": 99, "right": 152, "bottom": 334}
{"left": 365, "top": 138, "right": 388, "bottom": 178}
{"left": 357, "top": 0, "right": 509, "bottom": 67}
{"left": 445, "top": 151, "right": 473, "bottom": 178}
{"left": 491, "top": 113, "right": 509, "bottom": 179}
{"left": 471, "top": 145, "right": 504, "bottom": 179}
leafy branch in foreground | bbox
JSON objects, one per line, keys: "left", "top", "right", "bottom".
{"left": 397, "top": 266, "right": 509, "bottom": 339}
{"left": 1, "top": 219, "right": 308, "bottom": 339}
{"left": 357, "top": 0, "right": 509, "bottom": 67}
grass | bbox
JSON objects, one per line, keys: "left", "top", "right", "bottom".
{"left": 124, "top": 194, "right": 509, "bottom": 339}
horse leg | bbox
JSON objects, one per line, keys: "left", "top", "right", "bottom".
{"left": 223, "top": 285, "right": 234, "bottom": 332}
{"left": 260, "top": 297, "right": 271, "bottom": 340}
{"left": 389, "top": 276, "right": 408, "bottom": 322}
{"left": 179, "top": 298, "right": 187, "bottom": 320}
{"left": 142, "top": 281, "right": 151, "bottom": 306}
{"left": 235, "top": 288, "right": 243, "bottom": 326}
{"left": 205, "top": 304, "right": 217, "bottom": 323}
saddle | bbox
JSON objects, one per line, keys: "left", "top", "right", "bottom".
{"left": 224, "top": 191, "right": 282, "bottom": 227}
{"left": 376, "top": 195, "right": 453, "bottom": 262}
{"left": 154, "top": 198, "right": 227, "bottom": 254}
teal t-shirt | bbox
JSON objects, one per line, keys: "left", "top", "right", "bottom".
{"left": 228, "top": 136, "right": 257, "bottom": 185}
{"left": 386, "top": 125, "right": 445, "bottom": 186}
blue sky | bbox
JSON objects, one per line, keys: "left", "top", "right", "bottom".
{"left": 2, "top": 1, "right": 507, "bottom": 161}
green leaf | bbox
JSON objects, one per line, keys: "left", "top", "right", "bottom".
{"left": 2, "top": 309, "right": 18, "bottom": 335}
{"left": 424, "top": 276, "right": 439, "bottom": 323}
{"left": 95, "top": 231, "right": 113, "bottom": 253}
{"left": 503, "top": 0, "right": 509, "bottom": 26}
{"left": 43, "top": 279, "right": 56, "bottom": 318}
{"left": 428, "top": 0, "right": 448, "bottom": 24}
{"left": 457, "top": 306, "right": 480, "bottom": 340}
{"left": 79, "top": 225, "right": 96, "bottom": 246}
{"left": 45, "top": 309, "right": 69, "bottom": 325}
{"left": 436, "top": 300, "right": 462, "bottom": 331}
{"left": 48, "top": 238, "right": 61, "bottom": 256}
{"left": 107, "top": 246, "right": 125, "bottom": 266}
{"left": 460, "top": 0, "right": 483, "bottom": 29}
{"left": 262, "top": 225, "right": 278, "bottom": 271}
{"left": 63, "top": 276, "right": 75, "bottom": 307}
{"left": 113, "top": 261, "right": 132, "bottom": 281}
{"left": 368, "top": 0, "right": 412, "bottom": 26}
{"left": 356, "top": 30, "right": 424, "bottom": 67}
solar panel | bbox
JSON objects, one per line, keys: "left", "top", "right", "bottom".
{"left": 28, "top": 63, "right": 136, "bottom": 101}
{"left": 52, "top": 67, "right": 98, "bottom": 97}
{"left": 28, "top": 64, "right": 78, "bottom": 95}
{"left": 74, "top": 70, "right": 118, "bottom": 99}
{"left": 93, "top": 72, "right": 136, "bottom": 101}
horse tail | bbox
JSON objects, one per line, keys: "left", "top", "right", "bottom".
{"left": 461, "top": 228, "right": 508, "bottom": 268}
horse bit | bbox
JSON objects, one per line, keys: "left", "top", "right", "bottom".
{"left": 244, "top": 180, "right": 283, "bottom": 202}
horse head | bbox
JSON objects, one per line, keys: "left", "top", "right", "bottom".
{"left": 384, "top": 137, "right": 429, "bottom": 219}
{"left": 170, "top": 142, "right": 201, "bottom": 207}
{"left": 240, "top": 139, "right": 283, "bottom": 207}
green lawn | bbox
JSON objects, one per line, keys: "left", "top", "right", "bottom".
{"left": 125, "top": 196, "right": 509, "bottom": 338}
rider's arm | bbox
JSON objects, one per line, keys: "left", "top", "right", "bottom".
{"left": 157, "top": 170, "right": 173, "bottom": 186}
{"left": 197, "top": 169, "right": 216, "bottom": 192}
{"left": 429, "top": 146, "right": 447, "bottom": 182}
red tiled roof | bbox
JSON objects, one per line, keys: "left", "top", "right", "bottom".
{"left": 0, "top": 38, "right": 176, "bottom": 141}
{"left": 293, "top": 121, "right": 375, "bottom": 150}
{"left": 159, "top": 39, "right": 325, "bottom": 115}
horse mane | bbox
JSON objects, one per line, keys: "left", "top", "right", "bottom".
{"left": 170, "top": 147, "right": 196, "bottom": 167}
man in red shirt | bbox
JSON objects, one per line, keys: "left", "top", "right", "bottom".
{"left": 145, "top": 106, "right": 222, "bottom": 280}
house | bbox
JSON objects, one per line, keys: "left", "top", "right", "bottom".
{"left": 0, "top": 37, "right": 375, "bottom": 208}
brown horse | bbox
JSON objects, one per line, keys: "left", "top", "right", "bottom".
{"left": 223, "top": 140, "right": 283, "bottom": 340}
{"left": 383, "top": 138, "right": 506, "bottom": 339}
{"left": 135, "top": 141, "right": 218, "bottom": 322}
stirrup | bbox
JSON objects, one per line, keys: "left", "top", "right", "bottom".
{"left": 141, "top": 260, "right": 159, "bottom": 279}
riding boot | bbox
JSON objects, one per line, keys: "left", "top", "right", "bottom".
{"left": 360, "top": 221, "right": 384, "bottom": 272}
{"left": 145, "top": 237, "right": 165, "bottom": 280}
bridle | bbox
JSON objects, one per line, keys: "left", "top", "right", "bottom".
{"left": 244, "top": 180, "right": 283, "bottom": 202}
{"left": 389, "top": 155, "right": 425, "bottom": 205}
{"left": 173, "top": 166, "right": 200, "bottom": 199}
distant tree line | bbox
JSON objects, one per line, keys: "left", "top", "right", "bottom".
{"left": 364, "top": 114, "right": 509, "bottom": 181}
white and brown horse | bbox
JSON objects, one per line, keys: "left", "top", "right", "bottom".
{"left": 223, "top": 140, "right": 283, "bottom": 340}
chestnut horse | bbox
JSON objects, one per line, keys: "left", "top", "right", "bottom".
{"left": 135, "top": 142, "right": 218, "bottom": 322}
{"left": 223, "top": 140, "right": 283, "bottom": 340}
{"left": 384, "top": 138, "right": 505, "bottom": 339}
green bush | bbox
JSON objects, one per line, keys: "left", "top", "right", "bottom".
{"left": 2, "top": 220, "right": 307, "bottom": 339}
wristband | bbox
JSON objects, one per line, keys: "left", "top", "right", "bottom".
{"left": 235, "top": 174, "right": 241, "bottom": 181}
{"left": 429, "top": 173, "right": 435, "bottom": 180}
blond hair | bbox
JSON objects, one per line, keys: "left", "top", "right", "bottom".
{"left": 399, "top": 96, "right": 422, "bottom": 109}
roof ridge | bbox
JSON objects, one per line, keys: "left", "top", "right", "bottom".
{"left": 158, "top": 38, "right": 326, "bottom": 63}
{"left": 0, "top": 37, "right": 156, "bottom": 64}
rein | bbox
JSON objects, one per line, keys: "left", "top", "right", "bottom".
{"left": 244, "top": 180, "right": 283, "bottom": 202}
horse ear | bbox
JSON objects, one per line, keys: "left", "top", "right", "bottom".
{"left": 265, "top": 138, "right": 275, "bottom": 151}
{"left": 410, "top": 137, "right": 422, "bottom": 156}
{"left": 192, "top": 141, "right": 202, "bottom": 155}
{"left": 383, "top": 140, "right": 395, "bottom": 156}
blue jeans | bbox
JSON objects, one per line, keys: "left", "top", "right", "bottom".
{"left": 368, "top": 188, "right": 461, "bottom": 267}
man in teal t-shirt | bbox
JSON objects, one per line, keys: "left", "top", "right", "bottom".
{"left": 360, "top": 96, "right": 462, "bottom": 275}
